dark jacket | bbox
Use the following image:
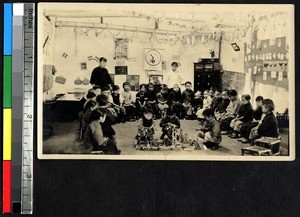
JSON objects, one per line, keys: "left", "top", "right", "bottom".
{"left": 257, "top": 112, "right": 279, "bottom": 138}
{"left": 253, "top": 106, "right": 263, "bottom": 121}
{"left": 112, "top": 93, "right": 120, "bottom": 106}
{"left": 146, "top": 91, "right": 157, "bottom": 103}
{"left": 182, "top": 89, "right": 195, "bottom": 105}
{"left": 215, "top": 98, "right": 230, "bottom": 113}
{"left": 237, "top": 102, "right": 253, "bottom": 123}
{"left": 90, "top": 66, "right": 114, "bottom": 89}
{"left": 168, "top": 90, "right": 182, "bottom": 104}
{"left": 136, "top": 91, "right": 148, "bottom": 105}
{"left": 96, "top": 107, "right": 116, "bottom": 139}
{"left": 211, "top": 97, "right": 223, "bottom": 112}
{"left": 157, "top": 92, "right": 169, "bottom": 103}
{"left": 160, "top": 116, "right": 181, "bottom": 129}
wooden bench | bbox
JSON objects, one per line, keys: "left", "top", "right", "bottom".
{"left": 241, "top": 137, "right": 281, "bottom": 156}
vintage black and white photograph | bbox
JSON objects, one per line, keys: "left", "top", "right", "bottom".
{"left": 38, "top": 3, "right": 294, "bottom": 160}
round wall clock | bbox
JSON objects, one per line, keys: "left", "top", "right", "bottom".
{"left": 145, "top": 49, "right": 162, "bottom": 66}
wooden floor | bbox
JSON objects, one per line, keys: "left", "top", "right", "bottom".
{"left": 43, "top": 119, "right": 289, "bottom": 156}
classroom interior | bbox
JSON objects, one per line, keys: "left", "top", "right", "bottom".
{"left": 39, "top": 4, "right": 291, "bottom": 157}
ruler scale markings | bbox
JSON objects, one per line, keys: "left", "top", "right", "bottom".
{"left": 20, "top": 3, "right": 34, "bottom": 214}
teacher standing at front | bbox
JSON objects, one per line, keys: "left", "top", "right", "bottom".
{"left": 164, "top": 62, "right": 187, "bottom": 89}
{"left": 90, "top": 57, "right": 114, "bottom": 90}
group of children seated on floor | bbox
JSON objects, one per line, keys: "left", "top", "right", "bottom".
{"left": 78, "top": 81, "right": 279, "bottom": 153}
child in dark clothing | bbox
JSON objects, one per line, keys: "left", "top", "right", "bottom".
{"left": 215, "top": 90, "right": 230, "bottom": 120}
{"left": 96, "top": 94, "right": 117, "bottom": 140}
{"left": 112, "top": 85, "right": 121, "bottom": 106}
{"left": 168, "top": 84, "right": 185, "bottom": 119}
{"left": 159, "top": 107, "right": 181, "bottom": 141}
{"left": 211, "top": 90, "right": 223, "bottom": 112}
{"left": 238, "top": 96, "right": 263, "bottom": 143}
{"left": 157, "top": 84, "right": 169, "bottom": 118}
{"left": 135, "top": 107, "right": 156, "bottom": 144}
{"left": 135, "top": 84, "right": 148, "bottom": 117}
{"left": 80, "top": 100, "right": 97, "bottom": 139}
{"left": 197, "top": 108, "right": 222, "bottom": 150}
{"left": 81, "top": 109, "right": 120, "bottom": 155}
{"left": 194, "top": 91, "right": 203, "bottom": 112}
{"left": 146, "top": 83, "right": 159, "bottom": 118}
{"left": 228, "top": 94, "right": 253, "bottom": 138}
{"left": 182, "top": 81, "right": 195, "bottom": 119}
{"left": 249, "top": 99, "right": 279, "bottom": 142}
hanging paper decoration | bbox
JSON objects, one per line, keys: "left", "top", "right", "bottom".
{"left": 62, "top": 52, "right": 68, "bottom": 58}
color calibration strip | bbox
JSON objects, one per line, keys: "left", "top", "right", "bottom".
{"left": 3, "top": 3, "right": 13, "bottom": 214}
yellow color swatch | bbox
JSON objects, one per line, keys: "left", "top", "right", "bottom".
{"left": 3, "top": 108, "right": 12, "bottom": 160}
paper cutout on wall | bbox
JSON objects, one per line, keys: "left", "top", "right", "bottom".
{"left": 263, "top": 71, "right": 267, "bottom": 80}
{"left": 94, "top": 57, "right": 100, "bottom": 62}
{"left": 55, "top": 75, "right": 66, "bottom": 84}
{"left": 253, "top": 66, "right": 257, "bottom": 74}
{"left": 80, "top": 62, "right": 87, "bottom": 70}
{"left": 88, "top": 56, "right": 93, "bottom": 61}
{"left": 115, "top": 38, "right": 128, "bottom": 60}
{"left": 278, "top": 71, "right": 283, "bottom": 81}
{"left": 115, "top": 66, "right": 128, "bottom": 75}
{"left": 271, "top": 71, "right": 277, "bottom": 78}
{"left": 62, "top": 52, "right": 68, "bottom": 58}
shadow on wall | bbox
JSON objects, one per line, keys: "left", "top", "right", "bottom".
{"left": 222, "top": 70, "right": 246, "bottom": 94}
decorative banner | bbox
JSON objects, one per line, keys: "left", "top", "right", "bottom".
{"left": 144, "top": 48, "right": 163, "bottom": 71}
{"left": 263, "top": 71, "right": 267, "bottom": 80}
{"left": 115, "top": 38, "right": 129, "bottom": 60}
{"left": 278, "top": 71, "right": 283, "bottom": 81}
{"left": 126, "top": 75, "right": 140, "bottom": 91}
{"left": 271, "top": 71, "right": 277, "bottom": 78}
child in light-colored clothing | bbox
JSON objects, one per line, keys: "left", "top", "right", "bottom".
{"left": 196, "top": 90, "right": 212, "bottom": 119}
{"left": 120, "top": 82, "right": 136, "bottom": 121}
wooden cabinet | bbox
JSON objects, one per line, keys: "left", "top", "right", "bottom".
{"left": 193, "top": 59, "right": 221, "bottom": 92}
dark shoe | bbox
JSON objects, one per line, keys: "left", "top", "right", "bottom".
{"left": 211, "top": 145, "right": 219, "bottom": 150}
{"left": 229, "top": 133, "right": 239, "bottom": 138}
{"left": 241, "top": 138, "right": 250, "bottom": 143}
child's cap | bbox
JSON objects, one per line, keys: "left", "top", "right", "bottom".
{"left": 113, "top": 85, "right": 120, "bottom": 91}
{"left": 171, "top": 62, "right": 179, "bottom": 67}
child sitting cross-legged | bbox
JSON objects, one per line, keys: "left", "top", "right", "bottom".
{"left": 81, "top": 109, "right": 121, "bottom": 155}
{"left": 157, "top": 84, "right": 169, "bottom": 118}
{"left": 135, "top": 106, "right": 156, "bottom": 143}
{"left": 197, "top": 108, "right": 222, "bottom": 150}
{"left": 238, "top": 96, "right": 263, "bottom": 143}
{"left": 80, "top": 100, "right": 97, "bottom": 140}
{"left": 120, "top": 82, "right": 136, "bottom": 121}
{"left": 181, "top": 81, "right": 195, "bottom": 119}
{"left": 248, "top": 99, "right": 279, "bottom": 144}
{"left": 228, "top": 94, "right": 254, "bottom": 138}
{"left": 196, "top": 90, "right": 211, "bottom": 119}
{"left": 168, "top": 84, "right": 185, "bottom": 119}
{"left": 214, "top": 90, "right": 230, "bottom": 121}
{"left": 135, "top": 84, "right": 148, "bottom": 118}
{"left": 220, "top": 89, "right": 242, "bottom": 134}
{"left": 96, "top": 94, "right": 117, "bottom": 141}
{"left": 159, "top": 107, "right": 181, "bottom": 141}
{"left": 146, "top": 83, "right": 159, "bottom": 119}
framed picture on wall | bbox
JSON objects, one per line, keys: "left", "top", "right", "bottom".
{"left": 126, "top": 75, "right": 140, "bottom": 91}
{"left": 115, "top": 66, "right": 128, "bottom": 75}
{"left": 149, "top": 75, "right": 163, "bottom": 85}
